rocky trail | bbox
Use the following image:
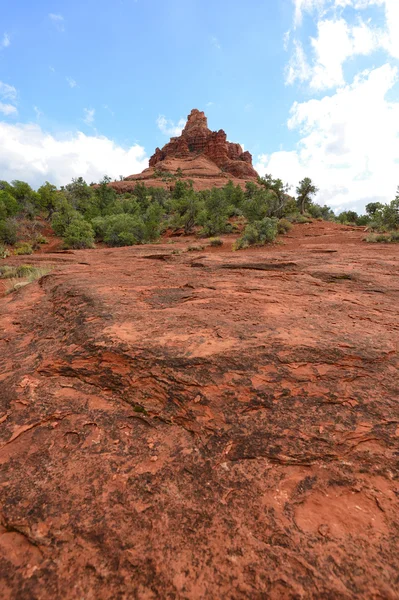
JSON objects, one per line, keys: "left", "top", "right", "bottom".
{"left": 0, "top": 221, "right": 398, "bottom": 599}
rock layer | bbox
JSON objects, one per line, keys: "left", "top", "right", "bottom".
{"left": 112, "top": 109, "right": 259, "bottom": 192}
{"left": 0, "top": 221, "right": 398, "bottom": 598}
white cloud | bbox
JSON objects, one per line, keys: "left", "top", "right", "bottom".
{"left": 0, "top": 103, "right": 17, "bottom": 116}
{"left": 83, "top": 108, "right": 95, "bottom": 125}
{"left": 293, "top": 0, "right": 385, "bottom": 26}
{"left": 49, "top": 13, "right": 65, "bottom": 31}
{"left": 286, "top": 40, "right": 311, "bottom": 84}
{"left": 156, "top": 114, "right": 186, "bottom": 136}
{"left": 256, "top": 64, "right": 399, "bottom": 212}
{"left": 33, "top": 106, "right": 42, "bottom": 120}
{"left": 0, "top": 82, "right": 17, "bottom": 116}
{"left": 66, "top": 77, "right": 77, "bottom": 88}
{"left": 0, "top": 121, "right": 149, "bottom": 188}
{"left": 383, "top": 0, "right": 399, "bottom": 58}
{"left": 211, "top": 36, "right": 221, "bottom": 49}
{"left": 288, "top": 17, "right": 384, "bottom": 89}
{"left": 0, "top": 82, "right": 17, "bottom": 101}
{"left": 288, "top": 0, "right": 399, "bottom": 89}
{"left": 1, "top": 33, "right": 10, "bottom": 48}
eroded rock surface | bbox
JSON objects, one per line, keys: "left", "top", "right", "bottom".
{"left": 111, "top": 109, "right": 259, "bottom": 193}
{"left": 0, "top": 222, "right": 398, "bottom": 599}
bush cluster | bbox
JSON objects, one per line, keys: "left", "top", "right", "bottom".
{"left": 2, "top": 172, "right": 398, "bottom": 254}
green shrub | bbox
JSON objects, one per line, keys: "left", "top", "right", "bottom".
{"left": 277, "top": 218, "right": 292, "bottom": 234}
{"left": 0, "top": 244, "right": 9, "bottom": 259}
{"left": 209, "top": 237, "right": 223, "bottom": 246}
{"left": 0, "top": 219, "right": 18, "bottom": 245}
{"left": 103, "top": 214, "right": 146, "bottom": 246}
{"left": 63, "top": 218, "right": 95, "bottom": 249}
{"left": 234, "top": 218, "right": 278, "bottom": 250}
{"left": 91, "top": 216, "right": 108, "bottom": 241}
{"left": 14, "top": 242, "right": 33, "bottom": 255}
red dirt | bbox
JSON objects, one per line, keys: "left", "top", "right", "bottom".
{"left": 1, "top": 221, "right": 399, "bottom": 599}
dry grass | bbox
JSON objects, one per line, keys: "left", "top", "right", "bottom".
{"left": 0, "top": 264, "right": 52, "bottom": 294}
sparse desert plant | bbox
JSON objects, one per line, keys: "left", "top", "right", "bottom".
{"left": 209, "top": 237, "right": 223, "bottom": 246}
{"left": 0, "top": 244, "right": 9, "bottom": 259}
{"left": 277, "top": 218, "right": 292, "bottom": 234}
{"left": 1, "top": 264, "right": 52, "bottom": 294}
{"left": 292, "top": 214, "right": 312, "bottom": 224}
{"left": 187, "top": 244, "right": 205, "bottom": 251}
{"left": 35, "top": 234, "right": 48, "bottom": 244}
{"left": 365, "top": 232, "right": 399, "bottom": 243}
{"left": 14, "top": 242, "right": 33, "bottom": 255}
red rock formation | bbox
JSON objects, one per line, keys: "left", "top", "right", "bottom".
{"left": 117, "top": 108, "right": 259, "bottom": 192}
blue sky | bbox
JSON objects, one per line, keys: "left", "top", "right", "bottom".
{"left": 1, "top": 0, "right": 399, "bottom": 212}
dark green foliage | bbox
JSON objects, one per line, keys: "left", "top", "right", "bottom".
{"left": 95, "top": 176, "right": 117, "bottom": 213}
{"left": 199, "top": 187, "right": 230, "bottom": 236}
{"left": 38, "top": 182, "right": 58, "bottom": 219}
{"left": 234, "top": 218, "right": 278, "bottom": 250}
{"left": 337, "top": 210, "right": 358, "bottom": 224}
{"left": 170, "top": 189, "right": 203, "bottom": 234}
{"left": 0, "top": 219, "right": 18, "bottom": 245}
{"left": 0, "top": 190, "right": 19, "bottom": 217}
{"left": 172, "top": 180, "right": 190, "bottom": 200}
{"left": 52, "top": 197, "right": 80, "bottom": 236}
{"left": 63, "top": 177, "right": 99, "bottom": 219}
{"left": 365, "top": 202, "right": 384, "bottom": 216}
{"left": 102, "top": 214, "right": 147, "bottom": 246}
{"left": 296, "top": 177, "right": 318, "bottom": 215}
{"left": 63, "top": 218, "right": 95, "bottom": 249}
{"left": 143, "top": 202, "right": 163, "bottom": 241}
{"left": 307, "top": 203, "right": 335, "bottom": 220}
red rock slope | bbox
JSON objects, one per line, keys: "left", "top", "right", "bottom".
{"left": 0, "top": 221, "right": 399, "bottom": 598}
{"left": 110, "top": 109, "right": 259, "bottom": 192}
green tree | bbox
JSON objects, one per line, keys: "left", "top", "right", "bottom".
{"left": 296, "top": 177, "right": 318, "bottom": 214}
{"left": 64, "top": 177, "right": 99, "bottom": 219}
{"left": 258, "top": 175, "right": 294, "bottom": 217}
{"left": 52, "top": 197, "right": 80, "bottom": 236}
{"left": 10, "top": 180, "right": 40, "bottom": 212}
{"left": 95, "top": 176, "right": 117, "bottom": 214}
{"left": 337, "top": 210, "right": 358, "bottom": 224}
{"left": 38, "top": 181, "right": 58, "bottom": 219}
{"left": 171, "top": 188, "right": 203, "bottom": 234}
{"left": 199, "top": 187, "right": 229, "bottom": 236}
{"left": 0, "top": 219, "right": 18, "bottom": 245}
{"left": 365, "top": 202, "right": 383, "bottom": 217}
{"left": 0, "top": 190, "right": 19, "bottom": 216}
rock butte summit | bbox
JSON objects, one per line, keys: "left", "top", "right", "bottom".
{"left": 110, "top": 109, "right": 260, "bottom": 193}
